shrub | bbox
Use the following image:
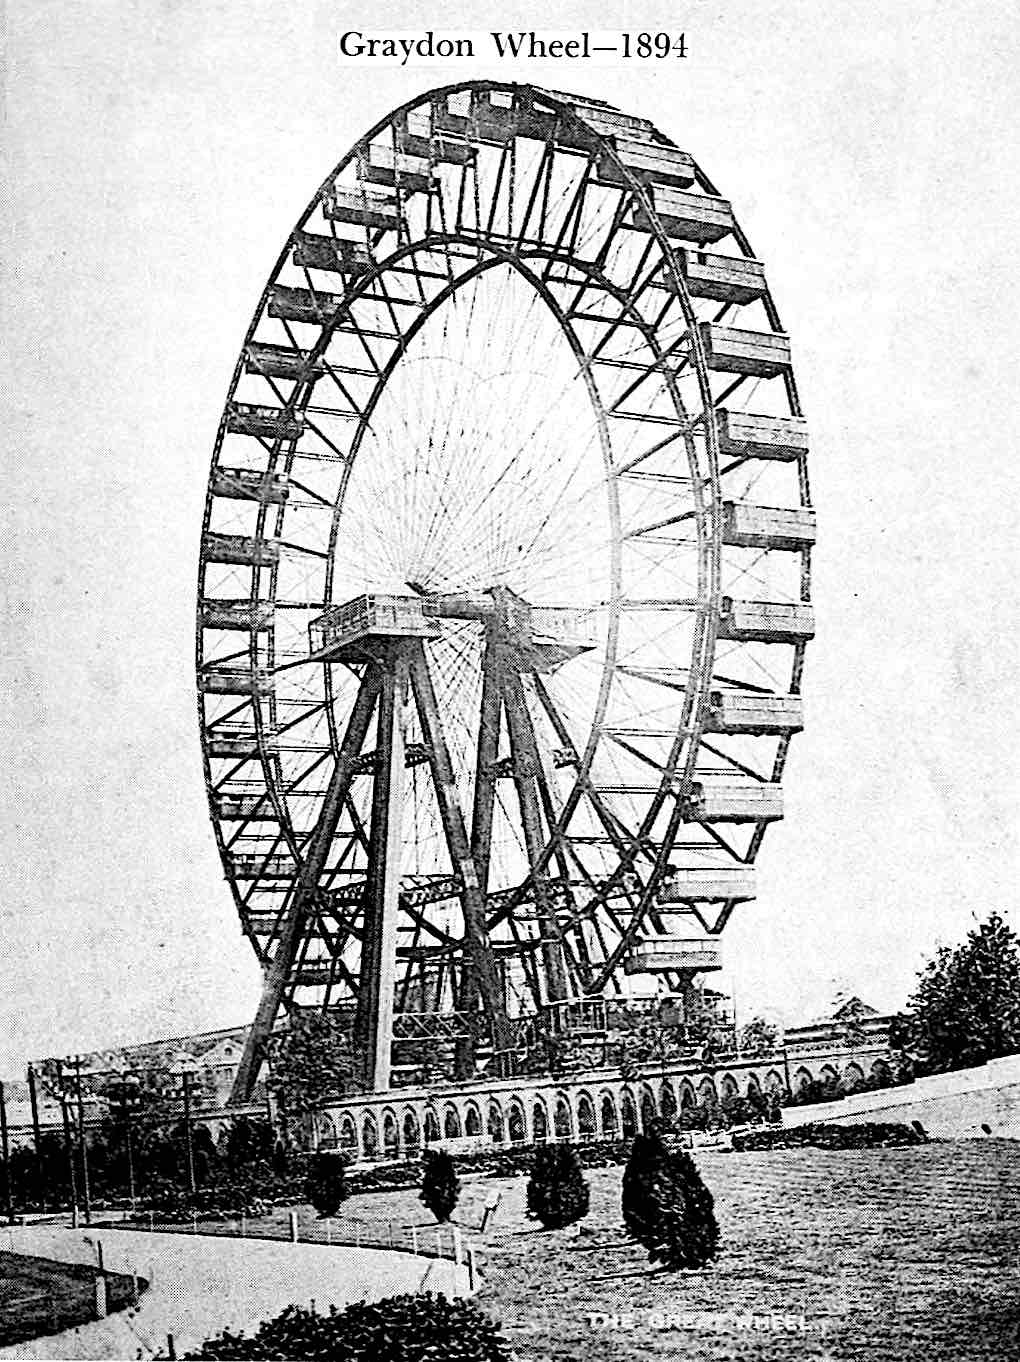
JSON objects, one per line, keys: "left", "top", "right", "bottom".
{"left": 622, "top": 1130, "right": 719, "bottom": 1270}
{"left": 526, "top": 1143, "right": 591, "bottom": 1229}
{"left": 184, "top": 1292, "right": 509, "bottom": 1360}
{"left": 304, "top": 1151, "right": 348, "bottom": 1217}
{"left": 420, "top": 1149, "right": 460, "bottom": 1223}
{"left": 731, "top": 1121, "right": 924, "bottom": 1152}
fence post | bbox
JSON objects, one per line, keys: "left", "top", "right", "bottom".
{"left": 467, "top": 1245, "right": 476, "bottom": 1292}
{"left": 411, "top": 1225, "right": 418, "bottom": 1256}
{"left": 388, "top": 1219, "right": 394, "bottom": 1248}
{"left": 289, "top": 1210, "right": 298, "bottom": 1243}
{"left": 356, "top": 1222, "right": 362, "bottom": 1248}
{"left": 452, "top": 1226, "right": 464, "bottom": 1267}
{"left": 240, "top": 1212, "right": 246, "bottom": 1238}
{"left": 94, "top": 1273, "right": 108, "bottom": 1319}
{"left": 166, "top": 1333, "right": 176, "bottom": 1360}
{"left": 325, "top": 1218, "right": 331, "bottom": 1246}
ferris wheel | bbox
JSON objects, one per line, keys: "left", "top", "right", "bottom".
{"left": 196, "top": 82, "right": 814, "bottom": 1099}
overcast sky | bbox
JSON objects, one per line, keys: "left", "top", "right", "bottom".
{"left": 2, "top": 0, "right": 1017, "bottom": 1078}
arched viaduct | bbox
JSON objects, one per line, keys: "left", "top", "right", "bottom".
{"left": 314, "top": 1042, "right": 893, "bottom": 1162}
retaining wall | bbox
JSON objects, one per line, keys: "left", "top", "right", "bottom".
{"left": 782, "top": 1054, "right": 1020, "bottom": 1139}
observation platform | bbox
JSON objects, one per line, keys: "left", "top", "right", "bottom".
{"left": 624, "top": 937, "right": 723, "bottom": 974}
{"left": 308, "top": 591, "right": 596, "bottom": 669}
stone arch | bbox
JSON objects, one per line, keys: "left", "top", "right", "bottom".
{"left": 488, "top": 1099, "right": 505, "bottom": 1143}
{"left": 464, "top": 1102, "right": 482, "bottom": 1137}
{"left": 719, "top": 1073, "right": 739, "bottom": 1102}
{"left": 508, "top": 1098, "right": 527, "bottom": 1144}
{"left": 697, "top": 1076, "right": 718, "bottom": 1108}
{"left": 870, "top": 1058, "right": 892, "bottom": 1088}
{"left": 338, "top": 1113, "right": 358, "bottom": 1154}
{"left": 842, "top": 1061, "right": 865, "bottom": 1093}
{"left": 660, "top": 1080, "right": 677, "bottom": 1123}
{"left": 554, "top": 1094, "right": 573, "bottom": 1139}
{"left": 424, "top": 1107, "right": 440, "bottom": 1144}
{"left": 818, "top": 1064, "right": 839, "bottom": 1095}
{"left": 746, "top": 1072, "right": 763, "bottom": 1099}
{"left": 621, "top": 1089, "right": 638, "bottom": 1137}
{"left": 639, "top": 1084, "right": 658, "bottom": 1131}
{"left": 443, "top": 1104, "right": 462, "bottom": 1139}
{"left": 317, "top": 1112, "right": 337, "bottom": 1149}
{"left": 600, "top": 1091, "right": 618, "bottom": 1137}
{"left": 764, "top": 1069, "right": 785, "bottom": 1095}
{"left": 381, "top": 1108, "right": 399, "bottom": 1157}
{"left": 361, "top": 1113, "right": 378, "bottom": 1159}
{"left": 793, "top": 1066, "right": 813, "bottom": 1096}
{"left": 402, "top": 1108, "right": 420, "bottom": 1152}
{"left": 532, "top": 1098, "right": 549, "bottom": 1142}
{"left": 577, "top": 1091, "right": 596, "bottom": 1141}
{"left": 678, "top": 1079, "right": 696, "bottom": 1109}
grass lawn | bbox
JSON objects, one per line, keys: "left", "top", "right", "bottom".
{"left": 470, "top": 1140, "right": 1020, "bottom": 1361}
{"left": 0, "top": 1250, "right": 143, "bottom": 1347}
{"left": 117, "top": 1140, "right": 1020, "bottom": 1360}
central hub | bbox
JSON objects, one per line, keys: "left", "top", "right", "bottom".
{"left": 309, "top": 587, "right": 595, "bottom": 671}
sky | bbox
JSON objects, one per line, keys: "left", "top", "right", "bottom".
{"left": 2, "top": 0, "right": 1017, "bottom": 1078}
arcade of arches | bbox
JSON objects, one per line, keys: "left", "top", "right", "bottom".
{"left": 314, "top": 1048, "right": 894, "bottom": 1162}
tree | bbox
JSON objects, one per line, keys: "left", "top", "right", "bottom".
{"left": 420, "top": 1149, "right": 460, "bottom": 1223}
{"left": 184, "top": 1293, "right": 510, "bottom": 1361}
{"left": 737, "top": 1016, "right": 780, "bottom": 1055}
{"left": 526, "top": 1143, "right": 590, "bottom": 1229}
{"left": 622, "top": 1127, "right": 719, "bottom": 1270}
{"left": 223, "top": 1116, "right": 275, "bottom": 1174}
{"left": 903, "top": 913, "right": 1020, "bottom": 1074}
{"left": 304, "top": 1151, "right": 348, "bottom": 1217}
{"left": 267, "top": 1012, "right": 358, "bottom": 1124}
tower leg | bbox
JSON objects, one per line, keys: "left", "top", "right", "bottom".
{"left": 230, "top": 666, "right": 382, "bottom": 1104}
{"left": 408, "top": 641, "right": 511, "bottom": 1069}
{"left": 503, "top": 667, "right": 568, "bottom": 1002}
{"left": 356, "top": 652, "right": 408, "bottom": 1093}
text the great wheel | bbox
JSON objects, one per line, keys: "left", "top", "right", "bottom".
{"left": 196, "top": 83, "right": 814, "bottom": 1098}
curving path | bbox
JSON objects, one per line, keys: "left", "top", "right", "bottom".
{"left": 0, "top": 1225, "right": 468, "bottom": 1360}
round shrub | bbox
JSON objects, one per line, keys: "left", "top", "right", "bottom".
{"left": 526, "top": 1143, "right": 590, "bottom": 1229}
{"left": 420, "top": 1149, "right": 460, "bottom": 1223}
{"left": 622, "top": 1130, "right": 719, "bottom": 1270}
{"left": 304, "top": 1151, "right": 348, "bottom": 1217}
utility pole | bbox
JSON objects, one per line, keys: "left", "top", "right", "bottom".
{"left": 56, "top": 1063, "right": 80, "bottom": 1228}
{"left": 0, "top": 1080, "right": 14, "bottom": 1223}
{"left": 27, "top": 1065, "right": 42, "bottom": 1186}
{"left": 73, "top": 1056, "right": 92, "bottom": 1225}
{"left": 115, "top": 1076, "right": 137, "bottom": 1208}
{"left": 181, "top": 1070, "right": 196, "bottom": 1195}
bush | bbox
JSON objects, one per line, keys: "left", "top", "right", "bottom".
{"left": 622, "top": 1129, "right": 719, "bottom": 1270}
{"left": 420, "top": 1149, "right": 460, "bottom": 1223}
{"left": 731, "top": 1121, "right": 924, "bottom": 1152}
{"left": 184, "top": 1292, "right": 509, "bottom": 1360}
{"left": 304, "top": 1151, "right": 348, "bottom": 1217}
{"left": 526, "top": 1143, "right": 590, "bottom": 1229}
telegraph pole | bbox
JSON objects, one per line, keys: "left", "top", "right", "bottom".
{"left": 56, "top": 1063, "right": 80, "bottom": 1228}
{"left": 73, "top": 1056, "right": 92, "bottom": 1225}
{"left": 27, "top": 1065, "right": 42, "bottom": 1183}
{"left": 0, "top": 1080, "right": 14, "bottom": 1223}
{"left": 113, "top": 1076, "right": 137, "bottom": 1207}
{"left": 123, "top": 1079, "right": 137, "bottom": 1208}
{"left": 181, "top": 1070, "right": 196, "bottom": 1195}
